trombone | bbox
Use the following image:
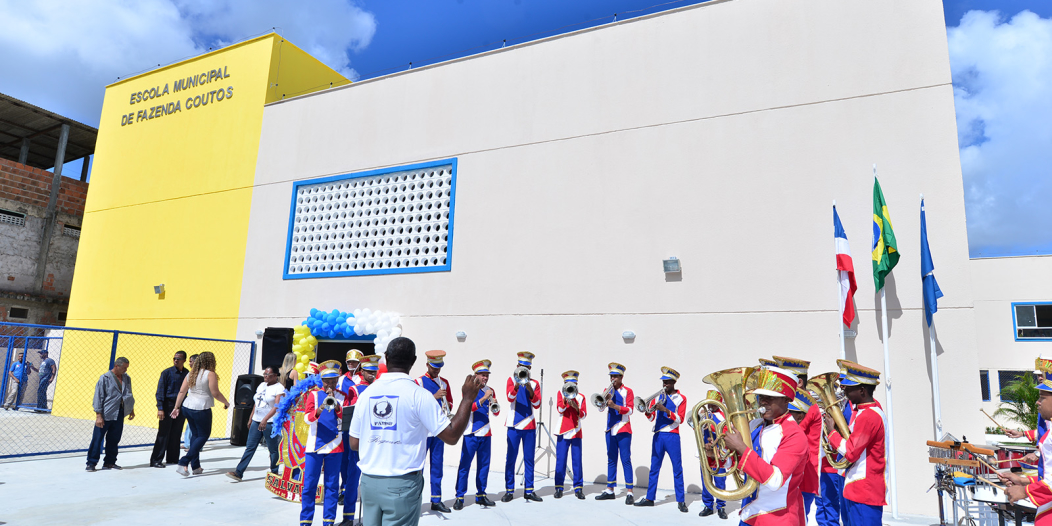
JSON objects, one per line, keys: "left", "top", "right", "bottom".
{"left": 590, "top": 382, "right": 615, "bottom": 412}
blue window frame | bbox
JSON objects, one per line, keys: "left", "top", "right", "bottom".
{"left": 1012, "top": 302, "right": 1052, "bottom": 341}
{"left": 283, "top": 159, "right": 457, "bottom": 280}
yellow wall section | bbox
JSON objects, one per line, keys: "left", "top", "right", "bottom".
{"left": 61, "top": 34, "right": 347, "bottom": 432}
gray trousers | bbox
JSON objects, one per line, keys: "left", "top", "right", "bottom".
{"left": 360, "top": 471, "right": 424, "bottom": 526}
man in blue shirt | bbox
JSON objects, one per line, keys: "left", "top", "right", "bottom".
{"left": 4, "top": 351, "right": 28, "bottom": 410}
{"left": 150, "top": 351, "right": 188, "bottom": 467}
{"left": 35, "top": 350, "right": 57, "bottom": 411}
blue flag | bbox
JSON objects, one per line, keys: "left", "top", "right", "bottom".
{"left": 920, "top": 199, "right": 943, "bottom": 327}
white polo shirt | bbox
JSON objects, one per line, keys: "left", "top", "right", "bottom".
{"left": 349, "top": 372, "right": 450, "bottom": 476}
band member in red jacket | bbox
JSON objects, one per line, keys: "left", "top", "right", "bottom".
{"left": 415, "top": 350, "right": 454, "bottom": 512}
{"left": 775, "top": 356, "right": 822, "bottom": 515}
{"left": 503, "top": 351, "right": 543, "bottom": 502}
{"left": 1000, "top": 357, "right": 1052, "bottom": 525}
{"left": 725, "top": 366, "right": 809, "bottom": 526}
{"left": 595, "top": 362, "right": 635, "bottom": 504}
{"left": 634, "top": 366, "right": 688, "bottom": 513}
{"left": 554, "top": 370, "right": 587, "bottom": 499}
{"left": 824, "top": 360, "right": 886, "bottom": 526}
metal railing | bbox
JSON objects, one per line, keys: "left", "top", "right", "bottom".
{"left": 0, "top": 321, "right": 255, "bottom": 459}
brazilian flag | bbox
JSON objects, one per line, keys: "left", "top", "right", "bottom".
{"left": 872, "top": 177, "right": 899, "bottom": 290}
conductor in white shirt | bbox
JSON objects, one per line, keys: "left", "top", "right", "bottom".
{"left": 349, "top": 337, "right": 482, "bottom": 526}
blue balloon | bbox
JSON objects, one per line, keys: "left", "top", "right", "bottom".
{"left": 331, "top": 309, "right": 340, "bottom": 317}
{"left": 343, "top": 326, "right": 354, "bottom": 337}
{"left": 322, "top": 322, "right": 331, "bottom": 332}
{"left": 310, "top": 308, "right": 319, "bottom": 317}
{"left": 302, "top": 319, "right": 311, "bottom": 327}
{"left": 315, "top": 310, "right": 326, "bottom": 320}
{"left": 336, "top": 316, "right": 346, "bottom": 325}
{"left": 310, "top": 319, "right": 322, "bottom": 329}
{"left": 324, "top": 314, "right": 334, "bottom": 324}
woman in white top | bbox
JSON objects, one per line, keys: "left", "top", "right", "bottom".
{"left": 171, "top": 351, "right": 230, "bottom": 476}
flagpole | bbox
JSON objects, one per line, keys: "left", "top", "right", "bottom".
{"left": 922, "top": 193, "right": 944, "bottom": 440}
{"left": 834, "top": 200, "right": 846, "bottom": 360}
{"left": 876, "top": 164, "right": 898, "bottom": 519}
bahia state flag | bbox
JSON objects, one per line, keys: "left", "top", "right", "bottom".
{"left": 833, "top": 206, "right": 858, "bottom": 327}
{"left": 872, "top": 177, "right": 899, "bottom": 290}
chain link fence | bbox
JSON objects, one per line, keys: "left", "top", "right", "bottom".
{"left": 0, "top": 322, "right": 255, "bottom": 459}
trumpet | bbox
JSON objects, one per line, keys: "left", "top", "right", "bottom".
{"left": 590, "top": 382, "right": 615, "bottom": 412}
{"left": 636, "top": 390, "right": 666, "bottom": 414}
{"left": 809, "top": 372, "right": 852, "bottom": 470}
{"left": 488, "top": 397, "right": 500, "bottom": 415}
{"left": 513, "top": 365, "right": 531, "bottom": 386}
{"left": 323, "top": 394, "right": 338, "bottom": 411}
{"left": 690, "top": 366, "right": 760, "bottom": 501}
{"left": 561, "top": 381, "right": 578, "bottom": 400}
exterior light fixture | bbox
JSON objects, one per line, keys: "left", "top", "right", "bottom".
{"left": 154, "top": 284, "right": 165, "bottom": 294}
{"left": 844, "top": 329, "right": 857, "bottom": 339}
{"left": 456, "top": 331, "right": 467, "bottom": 341}
{"left": 255, "top": 329, "right": 265, "bottom": 338}
{"left": 622, "top": 330, "right": 636, "bottom": 341}
{"left": 663, "top": 257, "right": 681, "bottom": 273}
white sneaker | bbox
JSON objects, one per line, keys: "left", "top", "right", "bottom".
{"left": 176, "top": 465, "right": 189, "bottom": 477}
{"left": 192, "top": 468, "right": 204, "bottom": 475}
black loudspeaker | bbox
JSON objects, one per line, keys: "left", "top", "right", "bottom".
{"left": 261, "top": 327, "right": 294, "bottom": 373}
{"left": 234, "top": 374, "right": 264, "bottom": 407}
{"left": 230, "top": 406, "right": 252, "bottom": 447}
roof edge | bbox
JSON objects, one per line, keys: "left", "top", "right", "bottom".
{"left": 106, "top": 33, "right": 279, "bottom": 89}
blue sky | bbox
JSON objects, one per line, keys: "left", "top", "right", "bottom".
{"left": 0, "top": 0, "right": 1048, "bottom": 258}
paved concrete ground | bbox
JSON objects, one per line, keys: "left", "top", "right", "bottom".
{"left": 0, "top": 408, "right": 158, "bottom": 457}
{"left": 0, "top": 443, "right": 939, "bottom": 526}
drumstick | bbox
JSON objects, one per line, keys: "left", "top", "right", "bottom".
{"left": 980, "top": 408, "right": 1010, "bottom": 433}
{"left": 975, "top": 457, "right": 1010, "bottom": 490}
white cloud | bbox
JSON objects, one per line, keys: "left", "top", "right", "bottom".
{"left": 948, "top": 10, "right": 1052, "bottom": 257}
{"left": 0, "top": 0, "right": 376, "bottom": 127}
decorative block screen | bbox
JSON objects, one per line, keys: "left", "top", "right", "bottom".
{"left": 283, "top": 159, "right": 457, "bottom": 279}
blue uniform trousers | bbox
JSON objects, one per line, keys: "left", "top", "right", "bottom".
{"left": 804, "top": 492, "right": 816, "bottom": 516}
{"left": 301, "top": 452, "right": 340, "bottom": 526}
{"left": 645, "top": 432, "right": 685, "bottom": 502}
{"left": 844, "top": 499, "right": 882, "bottom": 526}
{"left": 701, "top": 466, "right": 726, "bottom": 510}
{"left": 554, "top": 436, "right": 583, "bottom": 490}
{"left": 456, "top": 435, "right": 491, "bottom": 499}
{"left": 817, "top": 472, "right": 845, "bottom": 526}
{"left": 426, "top": 436, "right": 445, "bottom": 503}
{"left": 505, "top": 427, "right": 536, "bottom": 494}
{"left": 606, "top": 431, "right": 633, "bottom": 489}
{"left": 342, "top": 448, "right": 361, "bottom": 521}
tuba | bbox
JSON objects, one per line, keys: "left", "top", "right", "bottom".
{"left": 590, "top": 382, "right": 615, "bottom": 412}
{"left": 514, "top": 366, "right": 531, "bottom": 386}
{"left": 808, "top": 372, "right": 852, "bottom": 470}
{"left": 689, "top": 367, "right": 760, "bottom": 501}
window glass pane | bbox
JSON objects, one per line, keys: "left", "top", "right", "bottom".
{"left": 980, "top": 370, "right": 990, "bottom": 402}
{"left": 1019, "top": 328, "right": 1052, "bottom": 339}
{"left": 1037, "top": 305, "right": 1052, "bottom": 328}
{"left": 999, "top": 370, "right": 1030, "bottom": 401}
{"left": 1017, "top": 305, "right": 1037, "bottom": 327}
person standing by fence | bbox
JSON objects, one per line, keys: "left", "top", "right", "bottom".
{"left": 86, "top": 357, "right": 136, "bottom": 471}
{"left": 150, "top": 351, "right": 188, "bottom": 468}
{"left": 182, "top": 354, "right": 198, "bottom": 449}
{"left": 226, "top": 366, "right": 286, "bottom": 481}
{"left": 35, "top": 349, "right": 57, "bottom": 412}
{"left": 4, "top": 351, "right": 28, "bottom": 410}
{"left": 171, "top": 351, "right": 229, "bottom": 476}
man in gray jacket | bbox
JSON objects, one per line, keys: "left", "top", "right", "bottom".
{"left": 86, "top": 357, "right": 136, "bottom": 471}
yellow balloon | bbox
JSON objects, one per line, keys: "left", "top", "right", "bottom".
{"left": 295, "top": 363, "right": 306, "bottom": 373}
{"left": 298, "top": 353, "right": 310, "bottom": 364}
{"left": 306, "top": 336, "right": 318, "bottom": 346}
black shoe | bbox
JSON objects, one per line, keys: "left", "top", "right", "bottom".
{"left": 700, "top": 507, "right": 714, "bottom": 517}
{"left": 85, "top": 465, "right": 96, "bottom": 472}
{"left": 149, "top": 462, "right": 165, "bottom": 468}
{"left": 501, "top": 492, "right": 514, "bottom": 502}
{"left": 634, "top": 498, "right": 654, "bottom": 507}
{"left": 625, "top": 494, "right": 634, "bottom": 505}
{"left": 431, "top": 502, "right": 451, "bottom": 513}
{"left": 524, "top": 493, "right": 543, "bottom": 502}
{"left": 102, "top": 463, "right": 122, "bottom": 470}
{"left": 595, "top": 492, "right": 615, "bottom": 501}
{"left": 575, "top": 489, "right": 585, "bottom": 500}
{"left": 476, "top": 496, "right": 496, "bottom": 507}
{"left": 678, "top": 502, "right": 689, "bottom": 513}
{"left": 718, "top": 509, "right": 728, "bottom": 520}
{"left": 453, "top": 498, "right": 464, "bottom": 510}
{"left": 554, "top": 488, "right": 563, "bottom": 499}
{"left": 337, "top": 521, "right": 354, "bottom": 526}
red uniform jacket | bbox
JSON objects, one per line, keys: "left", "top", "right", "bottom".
{"left": 506, "top": 377, "right": 542, "bottom": 430}
{"left": 556, "top": 391, "right": 587, "bottom": 439}
{"left": 1025, "top": 423, "right": 1052, "bottom": 523}
{"left": 798, "top": 403, "right": 821, "bottom": 495}
{"left": 739, "top": 412, "right": 809, "bottom": 526}
{"left": 828, "top": 401, "right": 886, "bottom": 506}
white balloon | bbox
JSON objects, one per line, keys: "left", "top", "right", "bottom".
{"left": 362, "top": 308, "right": 372, "bottom": 318}
{"left": 353, "top": 324, "right": 365, "bottom": 336}
{"left": 391, "top": 327, "right": 402, "bottom": 338}
{"left": 354, "top": 309, "right": 362, "bottom": 318}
